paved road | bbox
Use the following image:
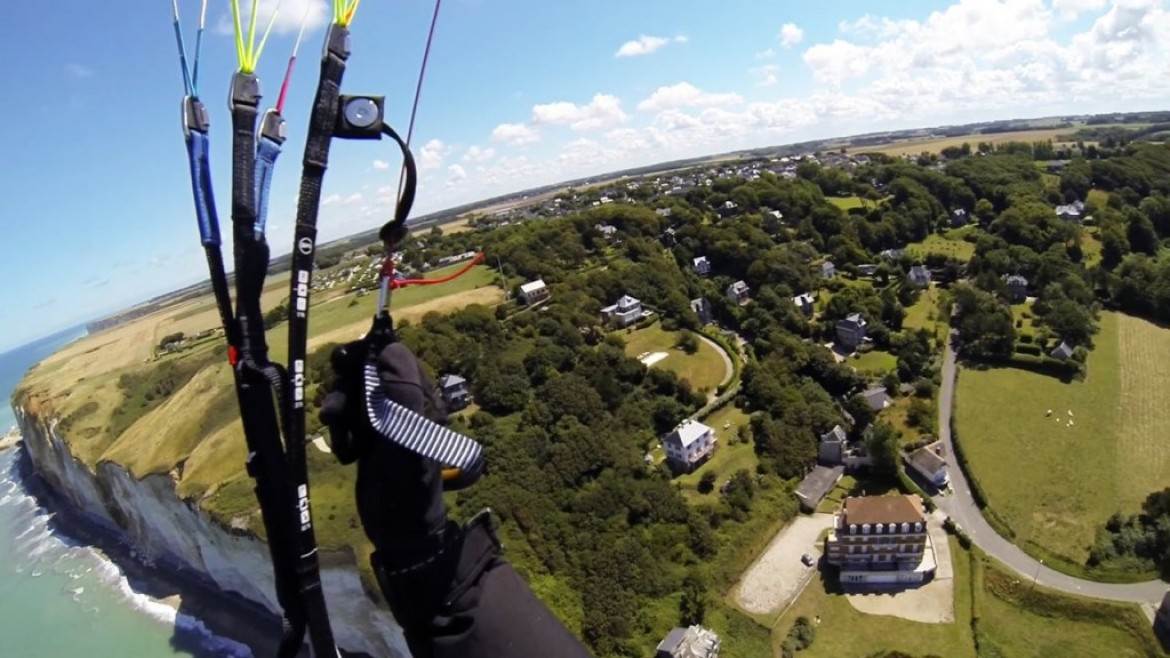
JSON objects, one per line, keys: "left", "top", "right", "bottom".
{"left": 932, "top": 332, "right": 1167, "bottom": 606}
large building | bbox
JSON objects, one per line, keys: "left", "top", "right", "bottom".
{"left": 825, "top": 494, "right": 936, "bottom": 585}
{"left": 655, "top": 625, "right": 720, "bottom": 658}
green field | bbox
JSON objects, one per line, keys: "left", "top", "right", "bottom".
{"left": 903, "top": 286, "right": 946, "bottom": 334}
{"left": 850, "top": 349, "right": 896, "bottom": 375}
{"left": 620, "top": 322, "right": 730, "bottom": 394}
{"left": 676, "top": 404, "right": 755, "bottom": 498}
{"left": 826, "top": 196, "right": 865, "bottom": 210}
{"left": 1088, "top": 188, "right": 1110, "bottom": 208}
{"left": 778, "top": 540, "right": 1160, "bottom": 657}
{"left": 954, "top": 312, "right": 1170, "bottom": 574}
{"left": 906, "top": 233, "right": 975, "bottom": 261}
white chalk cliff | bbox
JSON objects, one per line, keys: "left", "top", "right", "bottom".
{"left": 15, "top": 405, "right": 410, "bottom": 657}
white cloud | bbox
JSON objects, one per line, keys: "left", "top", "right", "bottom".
{"left": 636, "top": 82, "right": 744, "bottom": 112}
{"left": 343, "top": 192, "right": 362, "bottom": 205}
{"left": 1053, "top": 0, "right": 1108, "bottom": 19}
{"left": 802, "top": 40, "right": 873, "bottom": 85}
{"left": 755, "top": 48, "right": 777, "bottom": 60}
{"left": 418, "top": 139, "right": 450, "bottom": 171}
{"left": 65, "top": 63, "right": 93, "bottom": 79}
{"left": 448, "top": 164, "right": 467, "bottom": 181}
{"left": 780, "top": 23, "right": 804, "bottom": 48}
{"left": 751, "top": 64, "right": 780, "bottom": 87}
{"left": 615, "top": 35, "right": 670, "bottom": 57}
{"left": 216, "top": 0, "right": 330, "bottom": 36}
{"left": 491, "top": 123, "right": 540, "bottom": 145}
{"left": 674, "top": 35, "right": 689, "bottom": 43}
{"left": 322, "top": 193, "right": 342, "bottom": 206}
{"left": 463, "top": 146, "right": 496, "bottom": 162}
{"left": 531, "top": 94, "right": 629, "bottom": 131}
{"left": 372, "top": 159, "right": 390, "bottom": 170}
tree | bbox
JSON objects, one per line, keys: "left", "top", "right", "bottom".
{"left": 678, "top": 569, "right": 708, "bottom": 626}
{"left": 677, "top": 330, "right": 700, "bottom": 355}
{"left": 698, "top": 470, "right": 716, "bottom": 494}
{"left": 843, "top": 393, "right": 876, "bottom": 437}
{"left": 865, "top": 421, "right": 899, "bottom": 482}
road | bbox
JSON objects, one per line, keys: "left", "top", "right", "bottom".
{"left": 932, "top": 331, "right": 1167, "bottom": 606}
{"left": 696, "top": 333, "right": 735, "bottom": 392}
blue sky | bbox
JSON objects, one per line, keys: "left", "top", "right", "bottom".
{"left": 1, "top": 0, "right": 1168, "bottom": 352}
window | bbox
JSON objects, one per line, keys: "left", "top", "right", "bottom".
{"left": 849, "top": 524, "right": 857, "bottom": 534}
{"left": 876, "top": 524, "right": 883, "bottom": 534}
{"left": 862, "top": 523, "right": 870, "bottom": 534}
{"left": 901, "top": 522, "right": 909, "bottom": 533}
{"left": 915, "top": 522, "right": 923, "bottom": 532}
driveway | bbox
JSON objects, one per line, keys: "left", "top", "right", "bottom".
{"left": 933, "top": 331, "right": 1167, "bottom": 606}
{"left": 845, "top": 515, "right": 956, "bottom": 624}
{"left": 734, "top": 513, "right": 834, "bottom": 615}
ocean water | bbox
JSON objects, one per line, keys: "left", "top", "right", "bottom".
{"left": 0, "top": 326, "right": 250, "bottom": 657}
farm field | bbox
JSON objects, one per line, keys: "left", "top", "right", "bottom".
{"left": 620, "top": 322, "right": 730, "bottom": 394}
{"left": 847, "top": 127, "right": 1088, "bottom": 157}
{"left": 954, "top": 311, "right": 1170, "bottom": 571}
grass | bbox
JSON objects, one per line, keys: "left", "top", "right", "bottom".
{"left": 903, "top": 286, "right": 947, "bottom": 335}
{"left": 906, "top": 233, "right": 976, "bottom": 261}
{"left": 850, "top": 349, "right": 896, "bottom": 375}
{"left": 1088, "top": 188, "right": 1110, "bottom": 208}
{"left": 619, "top": 322, "right": 730, "bottom": 394}
{"left": 954, "top": 311, "right": 1170, "bottom": 577}
{"left": 676, "top": 405, "right": 755, "bottom": 498}
{"left": 781, "top": 536, "right": 976, "bottom": 658}
{"left": 826, "top": 196, "right": 864, "bottom": 210}
{"left": 816, "top": 475, "right": 857, "bottom": 514}
{"left": 1082, "top": 228, "right": 1104, "bottom": 267}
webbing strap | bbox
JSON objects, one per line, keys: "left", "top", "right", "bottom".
{"left": 362, "top": 364, "right": 486, "bottom": 476}
{"left": 255, "top": 136, "right": 282, "bottom": 237}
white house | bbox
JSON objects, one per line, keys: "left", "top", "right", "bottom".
{"left": 519, "top": 279, "right": 550, "bottom": 306}
{"left": 904, "top": 441, "right": 950, "bottom": 489}
{"left": 601, "top": 295, "right": 644, "bottom": 327}
{"left": 793, "top": 292, "right": 816, "bottom": 317}
{"left": 726, "top": 280, "right": 751, "bottom": 305}
{"left": 662, "top": 419, "right": 717, "bottom": 474}
{"left": 692, "top": 256, "right": 711, "bottom": 276}
{"left": 908, "top": 265, "right": 931, "bottom": 288}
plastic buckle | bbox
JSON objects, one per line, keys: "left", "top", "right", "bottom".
{"left": 182, "top": 96, "right": 209, "bottom": 139}
{"left": 258, "top": 108, "right": 287, "bottom": 145}
{"left": 228, "top": 72, "right": 261, "bottom": 114}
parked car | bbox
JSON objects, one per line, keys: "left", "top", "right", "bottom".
{"left": 801, "top": 553, "right": 815, "bottom": 567}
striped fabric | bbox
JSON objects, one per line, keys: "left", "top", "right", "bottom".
{"left": 362, "top": 363, "right": 485, "bottom": 474}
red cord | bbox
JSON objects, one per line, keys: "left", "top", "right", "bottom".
{"left": 389, "top": 252, "right": 484, "bottom": 289}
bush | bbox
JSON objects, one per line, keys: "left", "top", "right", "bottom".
{"left": 1018, "top": 333, "right": 1033, "bottom": 344}
{"left": 698, "top": 471, "right": 716, "bottom": 494}
{"left": 1014, "top": 342, "right": 1041, "bottom": 355}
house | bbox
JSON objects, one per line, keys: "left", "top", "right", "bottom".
{"left": 692, "top": 256, "right": 712, "bottom": 276}
{"left": 726, "top": 280, "right": 751, "bottom": 306}
{"left": 767, "top": 209, "right": 784, "bottom": 222}
{"left": 601, "top": 295, "right": 644, "bottom": 327}
{"left": 1051, "top": 340, "right": 1075, "bottom": 360}
{"left": 655, "top": 625, "right": 721, "bottom": 658}
{"left": 1005, "top": 274, "right": 1029, "bottom": 303}
{"left": 793, "top": 292, "right": 816, "bottom": 317}
{"left": 820, "top": 261, "right": 837, "bottom": 278}
{"left": 718, "top": 200, "right": 739, "bottom": 217}
{"left": 880, "top": 248, "right": 905, "bottom": 261}
{"left": 818, "top": 425, "right": 848, "bottom": 465}
{"left": 795, "top": 464, "right": 845, "bottom": 513}
{"left": 595, "top": 223, "right": 618, "bottom": 240}
{"left": 904, "top": 441, "right": 950, "bottom": 489}
{"left": 950, "top": 208, "right": 969, "bottom": 227}
{"left": 1055, "top": 200, "right": 1085, "bottom": 222}
{"left": 691, "top": 297, "right": 713, "bottom": 325}
{"left": 518, "top": 279, "right": 550, "bottom": 306}
{"left": 908, "top": 265, "right": 932, "bottom": 288}
{"left": 662, "top": 419, "right": 718, "bottom": 474}
{"left": 824, "top": 494, "right": 936, "bottom": 586}
{"left": 858, "top": 263, "right": 879, "bottom": 277}
{"left": 438, "top": 374, "right": 471, "bottom": 412}
{"left": 862, "top": 386, "right": 893, "bottom": 413}
{"left": 835, "top": 313, "right": 868, "bottom": 350}
{"left": 655, "top": 207, "right": 673, "bottom": 218}
{"left": 661, "top": 227, "right": 677, "bottom": 246}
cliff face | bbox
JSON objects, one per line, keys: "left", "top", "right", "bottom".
{"left": 15, "top": 405, "right": 410, "bottom": 658}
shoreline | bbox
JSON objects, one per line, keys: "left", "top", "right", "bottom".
{"left": 12, "top": 445, "right": 287, "bottom": 658}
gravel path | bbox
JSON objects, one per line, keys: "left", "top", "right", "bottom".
{"left": 735, "top": 514, "right": 834, "bottom": 615}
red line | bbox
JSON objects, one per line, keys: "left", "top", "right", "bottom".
{"left": 390, "top": 252, "right": 484, "bottom": 289}
{"left": 276, "top": 56, "right": 296, "bottom": 114}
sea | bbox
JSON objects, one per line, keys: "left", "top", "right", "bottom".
{"left": 0, "top": 325, "right": 250, "bottom": 657}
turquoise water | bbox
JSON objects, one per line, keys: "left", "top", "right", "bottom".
{"left": 0, "top": 327, "right": 247, "bottom": 657}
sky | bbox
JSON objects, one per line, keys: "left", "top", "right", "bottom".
{"left": 1, "top": 0, "right": 1169, "bottom": 352}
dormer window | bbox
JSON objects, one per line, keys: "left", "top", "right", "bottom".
{"left": 901, "top": 522, "right": 910, "bottom": 533}
{"left": 915, "top": 522, "right": 923, "bottom": 532}
{"left": 862, "top": 523, "right": 870, "bottom": 534}
{"left": 849, "top": 524, "right": 857, "bottom": 534}
{"left": 876, "top": 524, "right": 883, "bottom": 534}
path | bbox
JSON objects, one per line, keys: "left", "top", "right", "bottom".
{"left": 933, "top": 330, "right": 1166, "bottom": 606}
{"left": 696, "top": 333, "right": 734, "bottom": 390}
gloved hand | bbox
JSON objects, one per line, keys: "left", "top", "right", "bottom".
{"left": 318, "top": 339, "right": 450, "bottom": 567}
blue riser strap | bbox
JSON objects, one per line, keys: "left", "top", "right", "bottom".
{"left": 254, "top": 136, "right": 282, "bottom": 237}
{"left": 363, "top": 364, "right": 486, "bottom": 477}
{"left": 186, "top": 131, "right": 221, "bottom": 247}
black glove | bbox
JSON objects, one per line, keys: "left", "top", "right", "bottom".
{"left": 319, "top": 340, "right": 450, "bottom": 565}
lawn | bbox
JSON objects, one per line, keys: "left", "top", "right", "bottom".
{"left": 903, "top": 285, "right": 946, "bottom": 334}
{"left": 850, "top": 349, "right": 896, "bottom": 375}
{"left": 619, "top": 322, "right": 731, "bottom": 394}
{"left": 826, "top": 196, "right": 864, "bottom": 210}
{"left": 954, "top": 312, "right": 1170, "bottom": 573}
{"left": 1081, "top": 228, "right": 1104, "bottom": 267}
{"left": 676, "top": 404, "right": 755, "bottom": 498}
{"left": 780, "top": 537, "right": 976, "bottom": 658}
{"left": 906, "top": 233, "right": 975, "bottom": 261}
{"left": 1087, "top": 188, "right": 1110, "bottom": 208}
